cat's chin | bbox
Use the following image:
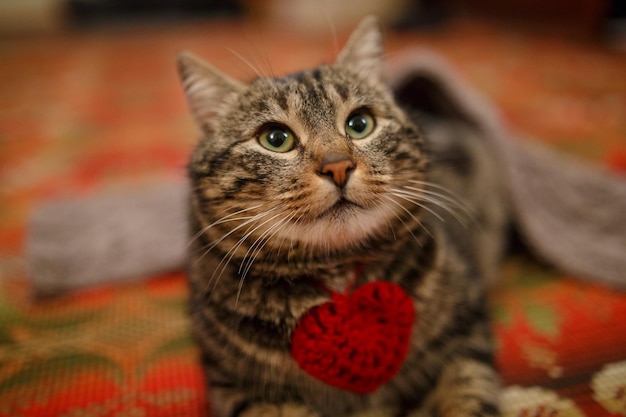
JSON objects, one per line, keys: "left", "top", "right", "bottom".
{"left": 279, "top": 203, "right": 392, "bottom": 251}
{"left": 316, "top": 198, "right": 361, "bottom": 219}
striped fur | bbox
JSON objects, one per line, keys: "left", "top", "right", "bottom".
{"left": 180, "top": 17, "right": 505, "bottom": 417}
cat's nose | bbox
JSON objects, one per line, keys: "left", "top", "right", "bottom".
{"left": 319, "top": 153, "right": 355, "bottom": 188}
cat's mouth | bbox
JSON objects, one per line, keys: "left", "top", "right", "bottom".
{"left": 284, "top": 195, "right": 390, "bottom": 250}
{"left": 318, "top": 198, "right": 362, "bottom": 218}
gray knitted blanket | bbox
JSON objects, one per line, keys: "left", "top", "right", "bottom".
{"left": 25, "top": 49, "right": 626, "bottom": 296}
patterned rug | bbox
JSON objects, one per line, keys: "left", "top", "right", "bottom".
{"left": 1, "top": 17, "right": 625, "bottom": 416}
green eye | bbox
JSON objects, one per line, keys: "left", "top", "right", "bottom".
{"left": 258, "top": 124, "right": 296, "bottom": 153}
{"left": 345, "top": 110, "right": 376, "bottom": 139}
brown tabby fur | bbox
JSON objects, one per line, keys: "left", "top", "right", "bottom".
{"left": 179, "top": 16, "right": 506, "bottom": 417}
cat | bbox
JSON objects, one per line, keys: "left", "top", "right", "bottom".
{"left": 178, "top": 16, "right": 507, "bottom": 417}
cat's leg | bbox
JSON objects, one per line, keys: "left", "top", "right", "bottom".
{"left": 237, "top": 403, "right": 320, "bottom": 417}
{"left": 209, "top": 383, "right": 321, "bottom": 417}
{"left": 408, "top": 357, "right": 500, "bottom": 417}
{"left": 348, "top": 408, "right": 398, "bottom": 417}
{"left": 206, "top": 369, "right": 321, "bottom": 417}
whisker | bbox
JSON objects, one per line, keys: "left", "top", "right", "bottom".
{"left": 406, "top": 180, "right": 476, "bottom": 217}
{"left": 247, "top": 36, "right": 275, "bottom": 80}
{"left": 272, "top": 213, "right": 298, "bottom": 261}
{"left": 406, "top": 179, "right": 457, "bottom": 193}
{"left": 265, "top": 210, "right": 301, "bottom": 265}
{"left": 384, "top": 214, "right": 397, "bottom": 242}
{"left": 238, "top": 210, "right": 292, "bottom": 279}
{"left": 398, "top": 186, "right": 476, "bottom": 227}
{"left": 209, "top": 209, "right": 285, "bottom": 293}
{"left": 395, "top": 188, "right": 469, "bottom": 227}
{"left": 192, "top": 206, "right": 277, "bottom": 268}
{"left": 385, "top": 194, "right": 432, "bottom": 237}
{"left": 319, "top": 3, "right": 339, "bottom": 57}
{"left": 187, "top": 203, "right": 267, "bottom": 248}
{"left": 281, "top": 211, "right": 307, "bottom": 263}
{"left": 390, "top": 190, "right": 445, "bottom": 223}
{"left": 236, "top": 211, "right": 297, "bottom": 304}
{"left": 227, "top": 47, "right": 266, "bottom": 79}
{"left": 383, "top": 195, "right": 427, "bottom": 246}
{"left": 199, "top": 208, "right": 280, "bottom": 297}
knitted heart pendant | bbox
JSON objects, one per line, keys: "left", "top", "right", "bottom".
{"left": 290, "top": 281, "right": 416, "bottom": 394}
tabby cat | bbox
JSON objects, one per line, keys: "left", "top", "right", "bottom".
{"left": 178, "top": 16, "right": 507, "bottom": 417}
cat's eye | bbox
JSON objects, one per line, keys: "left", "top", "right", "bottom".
{"left": 257, "top": 124, "right": 296, "bottom": 153}
{"left": 345, "top": 110, "right": 376, "bottom": 140}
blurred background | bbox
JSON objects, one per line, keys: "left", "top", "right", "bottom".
{"left": 0, "top": 0, "right": 624, "bottom": 38}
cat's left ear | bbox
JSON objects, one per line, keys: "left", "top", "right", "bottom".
{"left": 177, "top": 51, "right": 245, "bottom": 133}
{"left": 335, "top": 16, "right": 385, "bottom": 82}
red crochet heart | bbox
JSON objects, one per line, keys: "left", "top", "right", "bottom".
{"left": 290, "top": 281, "right": 416, "bottom": 394}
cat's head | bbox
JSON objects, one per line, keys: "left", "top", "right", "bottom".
{"left": 179, "top": 17, "right": 427, "bottom": 253}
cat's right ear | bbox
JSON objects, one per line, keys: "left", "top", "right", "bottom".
{"left": 177, "top": 51, "right": 244, "bottom": 133}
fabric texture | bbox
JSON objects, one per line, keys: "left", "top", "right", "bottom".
{"left": 387, "top": 48, "right": 626, "bottom": 288}
{"left": 1, "top": 17, "right": 625, "bottom": 417}
{"left": 291, "top": 280, "right": 415, "bottom": 394}
{"left": 26, "top": 182, "right": 189, "bottom": 296}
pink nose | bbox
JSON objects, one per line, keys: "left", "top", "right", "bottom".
{"left": 319, "top": 154, "right": 355, "bottom": 188}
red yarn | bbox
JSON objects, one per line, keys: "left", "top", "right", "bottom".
{"left": 290, "top": 279, "right": 416, "bottom": 394}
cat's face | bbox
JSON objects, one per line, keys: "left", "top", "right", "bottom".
{"left": 180, "top": 17, "right": 427, "bottom": 253}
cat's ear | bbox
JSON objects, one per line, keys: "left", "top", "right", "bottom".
{"left": 177, "top": 51, "right": 245, "bottom": 133}
{"left": 336, "top": 16, "right": 384, "bottom": 81}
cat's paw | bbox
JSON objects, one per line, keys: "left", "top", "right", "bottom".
{"left": 349, "top": 408, "right": 398, "bottom": 417}
{"left": 238, "top": 403, "right": 320, "bottom": 417}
